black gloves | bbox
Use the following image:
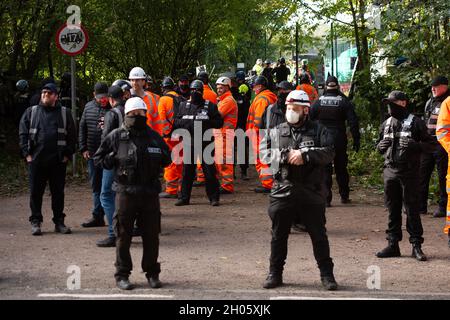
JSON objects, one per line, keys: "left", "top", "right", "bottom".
{"left": 399, "top": 137, "right": 419, "bottom": 150}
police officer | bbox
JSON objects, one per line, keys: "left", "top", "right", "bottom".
{"left": 419, "top": 76, "right": 450, "bottom": 217}
{"left": 260, "top": 90, "right": 337, "bottom": 290}
{"left": 172, "top": 80, "right": 224, "bottom": 206}
{"left": 94, "top": 97, "right": 171, "bottom": 290}
{"left": 310, "top": 76, "right": 360, "bottom": 206}
{"left": 376, "top": 91, "right": 435, "bottom": 261}
{"left": 19, "top": 83, "right": 77, "bottom": 236}
{"left": 262, "top": 60, "right": 275, "bottom": 91}
{"left": 272, "top": 57, "right": 291, "bottom": 84}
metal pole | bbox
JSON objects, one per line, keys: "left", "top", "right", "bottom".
{"left": 295, "top": 23, "right": 299, "bottom": 86}
{"left": 70, "top": 57, "right": 77, "bottom": 176}
{"left": 335, "top": 29, "right": 338, "bottom": 79}
{"left": 331, "top": 22, "right": 335, "bottom": 77}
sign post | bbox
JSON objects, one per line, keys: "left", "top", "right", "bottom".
{"left": 55, "top": 22, "right": 89, "bottom": 176}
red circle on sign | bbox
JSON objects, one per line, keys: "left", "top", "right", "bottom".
{"left": 55, "top": 23, "right": 89, "bottom": 56}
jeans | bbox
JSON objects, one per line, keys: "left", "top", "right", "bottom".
{"left": 100, "top": 169, "right": 116, "bottom": 238}
{"left": 87, "top": 159, "right": 104, "bottom": 218}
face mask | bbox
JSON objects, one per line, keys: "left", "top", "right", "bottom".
{"left": 125, "top": 115, "right": 147, "bottom": 130}
{"left": 180, "top": 84, "right": 189, "bottom": 92}
{"left": 98, "top": 97, "right": 109, "bottom": 108}
{"left": 190, "top": 91, "right": 203, "bottom": 104}
{"left": 388, "top": 103, "right": 406, "bottom": 119}
{"left": 286, "top": 109, "right": 301, "bottom": 124}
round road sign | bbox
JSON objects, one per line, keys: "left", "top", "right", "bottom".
{"left": 55, "top": 23, "right": 89, "bottom": 56}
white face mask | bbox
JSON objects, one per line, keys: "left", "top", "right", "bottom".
{"left": 286, "top": 109, "right": 301, "bottom": 124}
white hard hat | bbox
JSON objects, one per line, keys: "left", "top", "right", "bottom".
{"left": 128, "top": 67, "right": 147, "bottom": 80}
{"left": 216, "top": 76, "right": 231, "bottom": 87}
{"left": 124, "top": 97, "right": 147, "bottom": 114}
{"left": 285, "top": 90, "right": 310, "bottom": 107}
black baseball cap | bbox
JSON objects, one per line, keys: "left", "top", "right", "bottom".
{"left": 382, "top": 90, "right": 408, "bottom": 103}
{"left": 277, "top": 81, "right": 294, "bottom": 91}
{"left": 108, "top": 85, "right": 124, "bottom": 99}
{"left": 94, "top": 82, "right": 108, "bottom": 98}
{"left": 431, "top": 76, "right": 448, "bottom": 87}
{"left": 41, "top": 83, "right": 58, "bottom": 94}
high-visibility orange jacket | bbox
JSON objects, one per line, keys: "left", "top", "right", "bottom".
{"left": 296, "top": 84, "right": 319, "bottom": 103}
{"left": 436, "top": 96, "right": 450, "bottom": 234}
{"left": 217, "top": 91, "right": 237, "bottom": 130}
{"left": 246, "top": 90, "right": 277, "bottom": 130}
{"left": 203, "top": 84, "right": 218, "bottom": 104}
{"left": 157, "top": 91, "right": 179, "bottom": 140}
{"left": 142, "top": 91, "right": 163, "bottom": 136}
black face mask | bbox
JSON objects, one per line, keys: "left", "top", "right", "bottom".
{"left": 277, "top": 92, "right": 289, "bottom": 107}
{"left": 190, "top": 91, "right": 203, "bottom": 105}
{"left": 180, "top": 84, "right": 189, "bottom": 92}
{"left": 388, "top": 103, "right": 407, "bottom": 120}
{"left": 125, "top": 115, "right": 147, "bottom": 130}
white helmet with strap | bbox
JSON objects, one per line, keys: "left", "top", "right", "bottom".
{"left": 285, "top": 90, "right": 310, "bottom": 107}
{"left": 129, "top": 67, "right": 147, "bottom": 80}
{"left": 216, "top": 76, "right": 231, "bottom": 87}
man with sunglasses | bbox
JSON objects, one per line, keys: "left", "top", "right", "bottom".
{"left": 19, "top": 83, "right": 77, "bottom": 236}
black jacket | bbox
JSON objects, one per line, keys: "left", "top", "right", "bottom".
{"left": 259, "top": 102, "right": 286, "bottom": 130}
{"left": 19, "top": 103, "right": 76, "bottom": 162}
{"left": 377, "top": 113, "right": 435, "bottom": 175}
{"left": 272, "top": 65, "right": 290, "bottom": 83}
{"left": 79, "top": 100, "right": 111, "bottom": 155}
{"left": 172, "top": 99, "right": 224, "bottom": 148}
{"left": 102, "top": 102, "right": 125, "bottom": 142}
{"left": 232, "top": 83, "right": 251, "bottom": 130}
{"left": 94, "top": 126, "right": 171, "bottom": 195}
{"left": 260, "top": 119, "right": 335, "bottom": 204}
{"left": 310, "top": 90, "right": 360, "bottom": 146}
{"left": 424, "top": 90, "right": 450, "bottom": 137}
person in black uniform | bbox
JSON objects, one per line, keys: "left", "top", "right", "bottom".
{"left": 272, "top": 57, "right": 291, "bottom": 84}
{"left": 260, "top": 90, "right": 338, "bottom": 291}
{"left": 94, "top": 97, "right": 171, "bottom": 290}
{"left": 234, "top": 71, "right": 252, "bottom": 180}
{"left": 262, "top": 60, "right": 275, "bottom": 92}
{"left": 419, "top": 76, "right": 450, "bottom": 217}
{"left": 172, "top": 80, "right": 224, "bottom": 206}
{"left": 376, "top": 91, "right": 435, "bottom": 261}
{"left": 19, "top": 83, "right": 77, "bottom": 236}
{"left": 175, "top": 74, "right": 191, "bottom": 100}
{"left": 310, "top": 76, "right": 360, "bottom": 206}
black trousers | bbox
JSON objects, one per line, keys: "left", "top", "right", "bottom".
{"left": 235, "top": 134, "right": 249, "bottom": 174}
{"left": 384, "top": 168, "right": 424, "bottom": 244}
{"left": 28, "top": 158, "right": 67, "bottom": 224}
{"left": 418, "top": 147, "right": 448, "bottom": 214}
{"left": 267, "top": 197, "right": 334, "bottom": 277}
{"left": 114, "top": 192, "right": 161, "bottom": 280}
{"left": 181, "top": 162, "right": 220, "bottom": 203}
{"left": 325, "top": 139, "right": 350, "bottom": 203}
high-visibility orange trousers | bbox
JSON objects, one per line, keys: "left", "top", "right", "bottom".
{"left": 445, "top": 166, "right": 450, "bottom": 234}
{"left": 164, "top": 140, "right": 183, "bottom": 195}
{"left": 215, "top": 132, "right": 235, "bottom": 192}
{"left": 249, "top": 129, "right": 273, "bottom": 190}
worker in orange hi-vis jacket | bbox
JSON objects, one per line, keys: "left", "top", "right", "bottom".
{"left": 195, "top": 71, "right": 218, "bottom": 185}
{"left": 145, "top": 74, "right": 161, "bottom": 107}
{"left": 128, "top": 67, "right": 163, "bottom": 136}
{"left": 214, "top": 76, "right": 238, "bottom": 194}
{"left": 158, "top": 77, "right": 186, "bottom": 199}
{"left": 435, "top": 84, "right": 450, "bottom": 248}
{"left": 246, "top": 75, "right": 277, "bottom": 193}
{"left": 296, "top": 74, "right": 319, "bottom": 103}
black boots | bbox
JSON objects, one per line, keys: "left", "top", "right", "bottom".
{"left": 254, "top": 186, "right": 271, "bottom": 194}
{"left": 321, "top": 275, "right": 338, "bottom": 291}
{"left": 116, "top": 278, "right": 133, "bottom": 290}
{"left": 96, "top": 237, "right": 116, "bottom": 247}
{"left": 412, "top": 244, "right": 427, "bottom": 261}
{"left": 376, "top": 241, "right": 401, "bottom": 258}
{"left": 175, "top": 199, "right": 190, "bottom": 206}
{"left": 263, "top": 273, "right": 283, "bottom": 289}
{"left": 55, "top": 221, "right": 71, "bottom": 234}
{"left": 147, "top": 274, "right": 162, "bottom": 288}
{"left": 81, "top": 217, "right": 105, "bottom": 228}
{"left": 31, "top": 222, "right": 42, "bottom": 236}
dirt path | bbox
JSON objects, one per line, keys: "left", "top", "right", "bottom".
{"left": 0, "top": 170, "right": 449, "bottom": 300}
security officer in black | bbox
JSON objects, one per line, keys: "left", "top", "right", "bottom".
{"left": 94, "top": 97, "right": 171, "bottom": 290}
{"left": 310, "top": 76, "right": 360, "bottom": 206}
{"left": 19, "top": 83, "right": 77, "bottom": 236}
{"left": 234, "top": 71, "right": 252, "bottom": 180}
{"left": 419, "top": 76, "right": 450, "bottom": 217}
{"left": 172, "top": 80, "right": 224, "bottom": 206}
{"left": 260, "top": 90, "right": 337, "bottom": 291}
{"left": 376, "top": 91, "right": 435, "bottom": 261}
